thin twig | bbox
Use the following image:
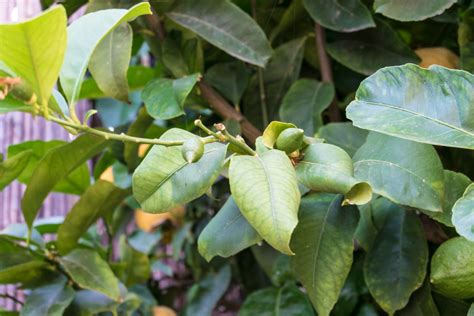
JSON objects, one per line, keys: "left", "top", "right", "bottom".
{"left": 0, "top": 294, "right": 24, "bottom": 305}
{"left": 314, "top": 23, "right": 341, "bottom": 122}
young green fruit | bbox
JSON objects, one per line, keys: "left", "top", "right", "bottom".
{"left": 275, "top": 128, "right": 304, "bottom": 154}
{"left": 181, "top": 138, "right": 205, "bottom": 163}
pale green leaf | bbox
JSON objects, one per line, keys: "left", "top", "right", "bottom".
{"left": 57, "top": 180, "right": 130, "bottom": 255}
{"left": 0, "top": 95, "right": 32, "bottom": 114}
{"left": 431, "top": 237, "right": 474, "bottom": 299}
{"left": 452, "top": 184, "right": 474, "bottom": 242}
{"left": 346, "top": 64, "right": 474, "bottom": 149}
{"left": 279, "top": 79, "right": 334, "bottom": 136}
{"left": 142, "top": 73, "right": 200, "bottom": 120}
{"left": 132, "top": 129, "right": 227, "bottom": 213}
{"left": 229, "top": 150, "right": 300, "bottom": 255}
{"left": 296, "top": 143, "right": 372, "bottom": 205}
{"left": 373, "top": 0, "right": 456, "bottom": 22}
{"left": 59, "top": 249, "right": 121, "bottom": 300}
{"left": 303, "top": 0, "right": 375, "bottom": 32}
{"left": 60, "top": 2, "right": 151, "bottom": 105}
{"left": 364, "top": 208, "right": 428, "bottom": 315}
{"left": 291, "top": 194, "right": 360, "bottom": 316}
{"left": 353, "top": 133, "right": 444, "bottom": 213}
{"left": 318, "top": 122, "right": 368, "bottom": 157}
{"left": 0, "top": 6, "right": 67, "bottom": 105}
{"left": 0, "top": 150, "right": 32, "bottom": 191}
{"left": 88, "top": 23, "right": 132, "bottom": 102}
{"left": 262, "top": 121, "right": 296, "bottom": 148}
{"left": 198, "top": 196, "right": 261, "bottom": 262}
{"left": 166, "top": 0, "right": 272, "bottom": 67}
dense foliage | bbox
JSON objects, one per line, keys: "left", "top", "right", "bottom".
{"left": 1, "top": 0, "right": 474, "bottom": 315}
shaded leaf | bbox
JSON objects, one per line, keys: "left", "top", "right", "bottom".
{"left": 346, "top": 64, "right": 474, "bottom": 149}
{"left": 291, "top": 194, "right": 360, "bottom": 316}
{"left": 396, "top": 279, "right": 439, "bottom": 316}
{"left": 205, "top": 61, "right": 249, "bottom": 106}
{"left": 373, "top": 0, "right": 456, "bottom": 22}
{"left": 353, "top": 133, "right": 444, "bottom": 213}
{"left": 0, "top": 150, "right": 32, "bottom": 191}
{"left": 123, "top": 107, "right": 154, "bottom": 170}
{"left": 318, "top": 122, "right": 368, "bottom": 157}
{"left": 198, "top": 196, "right": 261, "bottom": 261}
{"left": 166, "top": 0, "right": 272, "bottom": 67}
{"left": 229, "top": 150, "right": 300, "bottom": 255}
{"left": 120, "top": 239, "right": 151, "bottom": 286}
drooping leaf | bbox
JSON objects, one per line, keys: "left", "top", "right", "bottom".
{"left": 353, "top": 133, "right": 444, "bottom": 213}
{"left": 0, "top": 150, "right": 32, "bottom": 191}
{"left": 198, "top": 196, "right": 261, "bottom": 262}
{"left": 431, "top": 237, "right": 474, "bottom": 299}
{"left": 327, "top": 20, "right": 419, "bottom": 75}
{"left": 88, "top": 23, "right": 133, "bottom": 102}
{"left": 119, "top": 239, "right": 151, "bottom": 286}
{"left": 60, "top": 2, "right": 151, "bottom": 105}
{"left": 279, "top": 79, "right": 334, "bottom": 136}
{"left": 141, "top": 73, "right": 200, "bottom": 120}
{"left": 59, "top": 249, "right": 121, "bottom": 300}
{"left": 21, "top": 134, "right": 110, "bottom": 229}
{"left": 57, "top": 180, "right": 130, "bottom": 255}
{"left": 346, "top": 64, "right": 474, "bottom": 149}
{"left": 166, "top": 0, "right": 272, "bottom": 67}
{"left": 364, "top": 208, "right": 428, "bottom": 315}
{"left": 205, "top": 61, "right": 250, "bottom": 106}
{"left": 296, "top": 143, "right": 372, "bottom": 205}
{"left": 452, "top": 184, "right": 474, "bottom": 242}
{"left": 239, "top": 284, "right": 315, "bottom": 316}
{"left": 8, "top": 140, "right": 90, "bottom": 195}
{"left": 318, "top": 123, "right": 368, "bottom": 157}
{"left": 229, "top": 150, "right": 300, "bottom": 255}
{"left": 20, "top": 276, "right": 75, "bottom": 316}
{"left": 396, "top": 279, "right": 439, "bottom": 316}
{"left": 291, "top": 194, "right": 360, "bottom": 316}
{"left": 303, "top": 0, "right": 375, "bottom": 32}
{"left": 133, "top": 129, "right": 227, "bottom": 213}
{"left": 373, "top": 0, "right": 457, "bottom": 22}
{"left": 66, "top": 290, "right": 120, "bottom": 315}
{"left": 0, "top": 6, "right": 67, "bottom": 106}
{"left": 182, "top": 265, "right": 231, "bottom": 316}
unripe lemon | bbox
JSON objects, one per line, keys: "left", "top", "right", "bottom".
{"left": 275, "top": 128, "right": 304, "bottom": 154}
{"left": 181, "top": 138, "right": 204, "bottom": 163}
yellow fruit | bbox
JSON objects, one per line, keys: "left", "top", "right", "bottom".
{"left": 138, "top": 144, "right": 151, "bottom": 157}
{"left": 415, "top": 47, "right": 459, "bottom": 69}
{"left": 153, "top": 306, "right": 177, "bottom": 316}
{"left": 135, "top": 205, "right": 185, "bottom": 232}
{"left": 99, "top": 167, "right": 114, "bottom": 183}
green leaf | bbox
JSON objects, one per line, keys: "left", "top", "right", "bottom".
{"left": 431, "top": 237, "right": 474, "bottom": 299}
{"left": 469, "top": 304, "right": 474, "bottom": 316}
{"left": 67, "top": 290, "right": 120, "bottom": 315}
{"left": 8, "top": 140, "right": 90, "bottom": 195}
{"left": 205, "top": 61, "right": 250, "bottom": 106}
{"left": 198, "top": 196, "right": 262, "bottom": 262}
{"left": 291, "top": 194, "right": 360, "bottom": 316}
{"left": 0, "top": 95, "right": 32, "bottom": 114}
{"left": 60, "top": 2, "right": 151, "bottom": 105}
{"left": 327, "top": 20, "right": 419, "bottom": 75}
{"left": 303, "top": 0, "right": 375, "bottom": 32}
{"left": 396, "top": 279, "right": 439, "bottom": 316}
{"left": 318, "top": 123, "right": 368, "bottom": 157}
{"left": 88, "top": 23, "right": 132, "bottom": 102}
{"left": 229, "top": 150, "right": 300, "bottom": 255}
{"left": 270, "top": 0, "right": 307, "bottom": 42}
{"left": 0, "top": 6, "right": 67, "bottom": 105}
{"left": 239, "top": 284, "right": 315, "bottom": 316}
{"left": 57, "top": 180, "right": 130, "bottom": 255}
{"left": 182, "top": 265, "right": 231, "bottom": 316}
{"left": 279, "top": 79, "right": 334, "bottom": 136}
{"left": 20, "top": 276, "right": 75, "bottom": 316}
{"left": 297, "top": 143, "right": 372, "bottom": 205}
{"left": 133, "top": 129, "right": 227, "bottom": 213}
{"left": 452, "top": 184, "right": 474, "bottom": 241}
{"left": 262, "top": 121, "right": 296, "bottom": 148}
{"left": 373, "top": 0, "right": 456, "bottom": 22}
{"left": 119, "top": 239, "right": 151, "bottom": 286}
{"left": 426, "top": 171, "right": 472, "bottom": 227}
{"left": 59, "top": 249, "right": 120, "bottom": 300}
{"left": 142, "top": 73, "right": 200, "bottom": 120}
{"left": 0, "top": 150, "right": 32, "bottom": 191}
{"left": 166, "top": 0, "right": 272, "bottom": 67}
{"left": 459, "top": 8, "right": 474, "bottom": 73}
{"left": 353, "top": 133, "right": 444, "bottom": 213}
{"left": 346, "top": 64, "right": 474, "bottom": 149}
{"left": 21, "top": 134, "right": 110, "bottom": 229}
{"left": 364, "top": 208, "right": 428, "bottom": 315}
{"left": 123, "top": 107, "right": 155, "bottom": 170}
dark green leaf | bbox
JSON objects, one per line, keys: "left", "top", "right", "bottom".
{"left": 318, "top": 122, "right": 368, "bottom": 157}
{"left": 0, "top": 150, "right": 32, "bottom": 191}
{"left": 166, "top": 0, "right": 272, "bottom": 67}
{"left": 66, "top": 290, "right": 120, "bottom": 316}
{"left": 198, "top": 196, "right": 261, "bottom": 261}
{"left": 291, "top": 194, "right": 360, "bottom": 316}
{"left": 123, "top": 107, "right": 154, "bottom": 170}
{"left": 396, "top": 279, "right": 439, "bottom": 316}
{"left": 205, "top": 61, "right": 250, "bottom": 106}
{"left": 303, "top": 0, "right": 375, "bottom": 32}
{"left": 373, "top": 0, "right": 456, "bottom": 22}
{"left": 459, "top": 8, "right": 474, "bottom": 73}
{"left": 119, "top": 239, "right": 151, "bottom": 286}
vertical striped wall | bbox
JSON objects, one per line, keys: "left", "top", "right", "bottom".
{"left": 0, "top": 0, "right": 89, "bottom": 309}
